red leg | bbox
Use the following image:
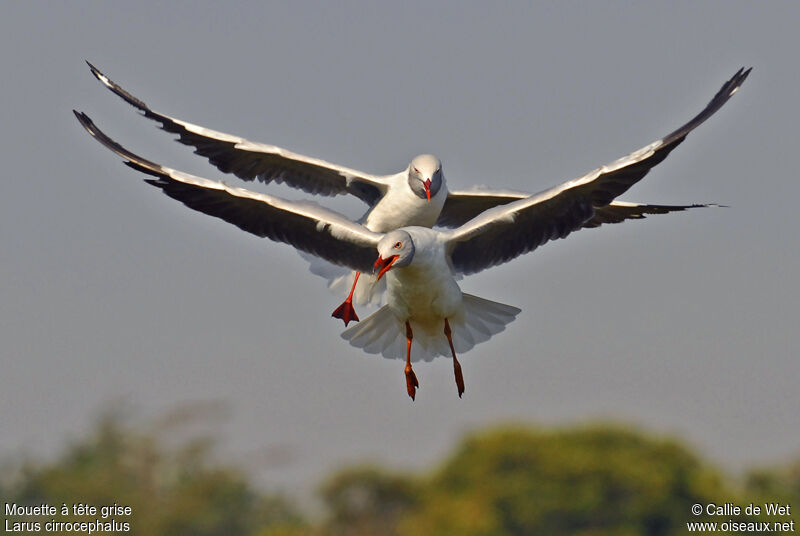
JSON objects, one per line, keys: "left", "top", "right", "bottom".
{"left": 404, "top": 321, "right": 419, "bottom": 400}
{"left": 444, "top": 319, "right": 465, "bottom": 398}
{"left": 331, "top": 272, "right": 360, "bottom": 326}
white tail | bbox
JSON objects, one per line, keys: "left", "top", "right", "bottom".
{"left": 341, "top": 293, "right": 521, "bottom": 362}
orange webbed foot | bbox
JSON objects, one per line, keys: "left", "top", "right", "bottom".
{"left": 405, "top": 364, "right": 419, "bottom": 400}
{"left": 444, "top": 318, "right": 465, "bottom": 398}
{"left": 453, "top": 358, "right": 465, "bottom": 398}
{"left": 331, "top": 300, "right": 359, "bottom": 326}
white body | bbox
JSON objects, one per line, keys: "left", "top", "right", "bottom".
{"left": 364, "top": 172, "right": 447, "bottom": 232}
{"left": 307, "top": 169, "right": 449, "bottom": 306}
{"left": 341, "top": 228, "right": 521, "bottom": 362}
{"left": 383, "top": 228, "right": 462, "bottom": 327}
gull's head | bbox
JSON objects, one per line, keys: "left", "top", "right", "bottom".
{"left": 408, "top": 154, "right": 444, "bottom": 203}
{"left": 374, "top": 230, "right": 415, "bottom": 280}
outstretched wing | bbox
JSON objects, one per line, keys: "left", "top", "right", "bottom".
{"left": 74, "top": 111, "right": 381, "bottom": 272}
{"left": 86, "top": 62, "right": 389, "bottom": 205}
{"left": 437, "top": 67, "right": 750, "bottom": 228}
{"left": 444, "top": 68, "right": 749, "bottom": 275}
{"left": 438, "top": 189, "right": 712, "bottom": 229}
{"left": 586, "top": 201, "right": 718, "bottom": 228}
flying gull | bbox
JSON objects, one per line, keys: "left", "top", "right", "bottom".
{"left": 73, "top": 65, "right": 749, "bottom": 398}
{"left": 85, "top": 63, "right": 747, "bottom": 325}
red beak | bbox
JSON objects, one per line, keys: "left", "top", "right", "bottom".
{"left": 423, "top": 179, "right": 432, "bottom": 202}
{"left": 374, "top": 255, "right": 398, "bottom": 280}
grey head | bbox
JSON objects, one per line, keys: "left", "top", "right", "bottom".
{"left": 408, "top": 154, "right": 444, "bottom": 202}
{"left": 374, "top": 230, "right": 416, "bottom": 280}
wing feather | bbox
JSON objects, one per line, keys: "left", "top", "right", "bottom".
{"left": 86, "top": 61, "right": 388, "bottom": 205}
{"left": 440, "top": 190, "right": 714, "bottom": 229}
{"left": 586, "top": 202, "right": 719, "bottom": 228}
{"left": 445, "top": 68, "right": 749, "bottom": 275}
{"left": 74, "top": 111, "right": 380, "bottom": 272}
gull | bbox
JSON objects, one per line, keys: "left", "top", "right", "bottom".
{"left": 74, "top": 64, "right": 748, "bottom": 399}
{"left": 74, "top": 112, "right": 514, "bottom": 398}
{"left": 85, "top": 63, "right": 749, "bottom": 325}
{"left": 87, "top": 62, "right": 445, "bottom": 326}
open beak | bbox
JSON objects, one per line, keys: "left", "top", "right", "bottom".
{"left": 374, "top": 255, "right": 399, "bottom": 280}
{"left": 423, "top": 178, "right": 432, "bottom": 202}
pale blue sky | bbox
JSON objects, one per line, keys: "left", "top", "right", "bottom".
{"left": 2, "top": 2, "right": 797, "bottom": 496}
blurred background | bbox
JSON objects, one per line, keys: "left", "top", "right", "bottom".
{"left": 2, "top": 2, "right": 798, "bottom": 534}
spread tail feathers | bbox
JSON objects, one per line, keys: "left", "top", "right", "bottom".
{"left": 341, "top": 294, "right": 521, "bottom": 362}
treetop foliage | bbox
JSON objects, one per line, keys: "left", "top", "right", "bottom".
{"left": 2, "top": 410, "right": 797, "bottom": 536}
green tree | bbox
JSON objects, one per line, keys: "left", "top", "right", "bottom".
{"left": 397, "top": 425, "right": 730, "bottom": 536}
{"left": 2, "top": 408, "right": 305, "bottom": 536}
{"left": 748, "top": 461, "right": 800, "bottom": 498}
{"left": 319, "top": 466, "right": 419, "bottom": 536}
{"left": 5, "top": 408, "right": 798, "bottom": 536}
{"left": 744, "top": 459, "right": 800, "bottom": 517}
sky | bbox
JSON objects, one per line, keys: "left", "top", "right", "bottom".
{"left": 2, "top": 1, "right": 798, "bottom": 498}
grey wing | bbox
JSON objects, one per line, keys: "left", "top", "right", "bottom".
{"left": 440, "top": 192, "right": 719, "bottom": 230}
{"left": 439, "top": 67, "right": 749, "bottom": 227}
{"left": 74, "top": 111, "right": 381, "bottom": 273}
{"left": 550, "top": 67, "right": 750, "bottom": 207}
{"left": 86, "top": 62, "right": 387, "bottom": 206}
{"left": 437, "top": 189, "right": 528, "bottom": 227}
{"left": 444, "top": 190, "right": 596, "bottom": 275}
{"left": 585, "top": 201, "right": 719, "bottom": 228}
{"left": 447, "top": 199, "right": 718, "bottom": 275}
{"left": 445, "top": 68, "right": 750, "bottom": 275}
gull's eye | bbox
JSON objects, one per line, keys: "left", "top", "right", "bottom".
{"left": 413, "top": 167, "right": 420, "bottom": 174}
{"left": 394, "top": 241, "right": 403, "bottom": 249}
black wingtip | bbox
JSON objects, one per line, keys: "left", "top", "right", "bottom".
{"left": 73, "top": 109, "right": 96, "bottom": 134}
{"left": 659, "top": 66, "right": 752, "bottom": 148}
{"left": 720, "top": 67, "right": 751, "bottom": 101}
{"left": 73, "top": 110, "right": 112, "bottom": 150}
{"left": 742, "top": 66, "right": 753, "bottom": 84}
{"left": 73, "top": 109, "right": 166, "bottom": 179}
{"left": 85, "top": 60, "right": 105, "bottom": 83}
{"left": 739, "top": 66, "right": 752, "bottom": 79}
{"left": 686, "top": 203, "right": 729, "bottom": 210}
{"left": 728, "top": 66, "right": 752, "bottom": 95}
{"left": 73, "top": 108, "right": 116, "bottom": 150}
{"left": 84, "top": 61, "right": 151, "bottom": 113}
